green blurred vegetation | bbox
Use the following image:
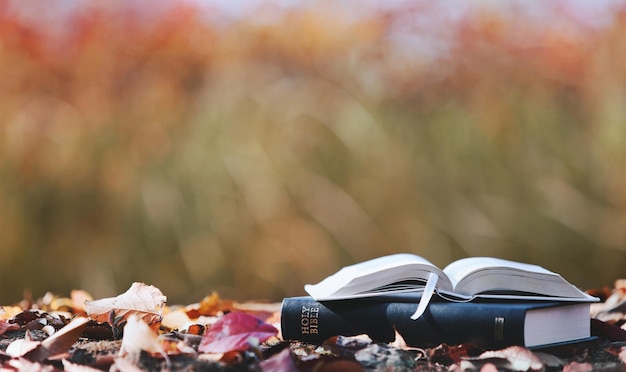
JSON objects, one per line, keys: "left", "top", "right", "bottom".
{"left": 1, "top": 2, "right": 625, "bottom": 304}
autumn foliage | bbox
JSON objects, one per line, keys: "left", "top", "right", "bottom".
{"left": 1, "top": 2, "right": 626, "bottom": 305}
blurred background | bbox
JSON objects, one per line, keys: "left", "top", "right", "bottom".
{"left": 1, "top": 0, "right": 625, "bottom": 305}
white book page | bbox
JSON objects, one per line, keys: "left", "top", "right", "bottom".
{"left": 305, "top": 253, "right": 449, "bottom": 299}
{"left": 341, "top": 253, "right": 437, "bottom": 274}
{"left": 442, "top": 257, "right": 557, "bottom": 289}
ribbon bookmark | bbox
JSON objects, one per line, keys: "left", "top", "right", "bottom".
{"left": 410, "top": 272, "right": 438, "bottom": 320}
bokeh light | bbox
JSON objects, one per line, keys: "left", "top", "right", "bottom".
{"left": 1, "top": 0, "right": 625, "bottom": 304}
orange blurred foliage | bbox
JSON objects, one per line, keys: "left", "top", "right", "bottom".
{"left": 1, "top": 1, "right": 626, "bottom": 304}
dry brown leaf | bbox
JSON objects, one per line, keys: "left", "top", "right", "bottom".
{"left": 186, "top": 292, "right": 233, "bottom": 318}
{"left": 197, "top": 292, "right": 223, "bottom": 316}
{"left": 85, "top": 282, "right": 166, "bottom": 326}
{"left": 390, "top": 329, "right": 408, "bottom": 349}
{"left": 41, "top": 316, "right": 90, "bottom": 359}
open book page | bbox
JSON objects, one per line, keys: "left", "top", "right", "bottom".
{"left": 304, "top": 253, "right": 452, "bottom": 300}
{"left": 443, "top": 257, "right": 556, "bottom": 287}
{"left": 304, "top": 254, "right": 598, "bottom": 302}
{"left": 442, "top": 257, "right": 596, "bottom": 301}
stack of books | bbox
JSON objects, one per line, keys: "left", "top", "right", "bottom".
{"left": 280, "top": 254, "right": 598, "bottom": 349}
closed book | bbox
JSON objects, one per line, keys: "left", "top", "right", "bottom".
{"left": 280, "top": 294, "right": 592, "bottom": 349}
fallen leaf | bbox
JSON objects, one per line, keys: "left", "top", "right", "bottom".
{"left": 41, "top": 292, "right": 74, "bottom": 314}
{"left": 6, "top": 357, "right": 56, "bottom": 372}
{"left": 185, "top": 293, "right": 220, "bottom": 319}
{"left": 196, "top": 292, "right": 227, "bottom": 316}
{"left": 259, "top": 348, "right": 299, "bottom": 372}
{"left": 354, "top": 343, "right": 416, "bottom": 370}
{"left": 1, "top": 306, "right": 23, "bottom": 321}
{"left": 12, "top": 310, "right": 40, "bottom": 326}
{"left": 477, "top": 346, "right": 543, "bottom": 371}
{"left": 119, "top": 314, "right": 164, "bottom": 356}
{"left": 0, "top": 319, "right": 19, "bottom": 335}
{"left": 198, "top": 312, "right": 278, "bottom": 353}
{"left": 188, "top": 324, "right": 205, "bottom": 335}
{"left": 71, "top": 290, "right": 93, "bottom": 315}
{"left": 6, "top": 316, "right": 90, "bottom": 362}
{"left": 325, "top": 334, "right": 372, "bottom": 350}
{"left": 315, "top": 359, "right": 366, "bottom": 372}
{"left": 41, "top": 316, "right": 90, "bottom": 359}
{"left": 5, "top": 339, "right": 41, "bottom": 358}
{"left": 233, "top": 302, "right": 282, "bottom": 323}
{"left": 591, "top": 318, "right": 626, "bottom": 341}
{"left": 219, "top": 350, "right": 245, "bottom": 365}
{"left": 323, "top": 335, "right": 372, "bottom": 359}
{"left": 533, "top": 351, "right": 565, "bottom": 369}
{"left": 430, "top": 343, "right": 482, "bottom": 365}
{"left": 161, "top": 308, "right": 192, "bottom": 331}
{"left": 85, "top": 282, "right": 166, "bottom": 326}
{"left": 391, "top": 329, "right": 408, "bottom": 349}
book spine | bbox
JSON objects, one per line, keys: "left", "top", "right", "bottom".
{"left": 280, "top": 297, "right": 528, "bottom": 348}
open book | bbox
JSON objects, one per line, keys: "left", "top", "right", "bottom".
{"left": 305, "top": 254, "right": 598, "bottom": 306}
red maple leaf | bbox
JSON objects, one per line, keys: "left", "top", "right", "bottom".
{"left": 198, "top": 312, "right": 278, "bottom": 353}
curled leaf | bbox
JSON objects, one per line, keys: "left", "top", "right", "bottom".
{"left": 85, "top": 282, "right": 166, "bottom": 326}
{"left": 198, "top": 312, "right": 278, "bottom": 354}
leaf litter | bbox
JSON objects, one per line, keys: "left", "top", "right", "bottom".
{"left": 0, "top": 281, "right": 625, "bottom": 370}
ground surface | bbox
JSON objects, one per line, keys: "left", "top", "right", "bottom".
{"left": 1, "top": 282, "right": 625, "bottom": 371}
